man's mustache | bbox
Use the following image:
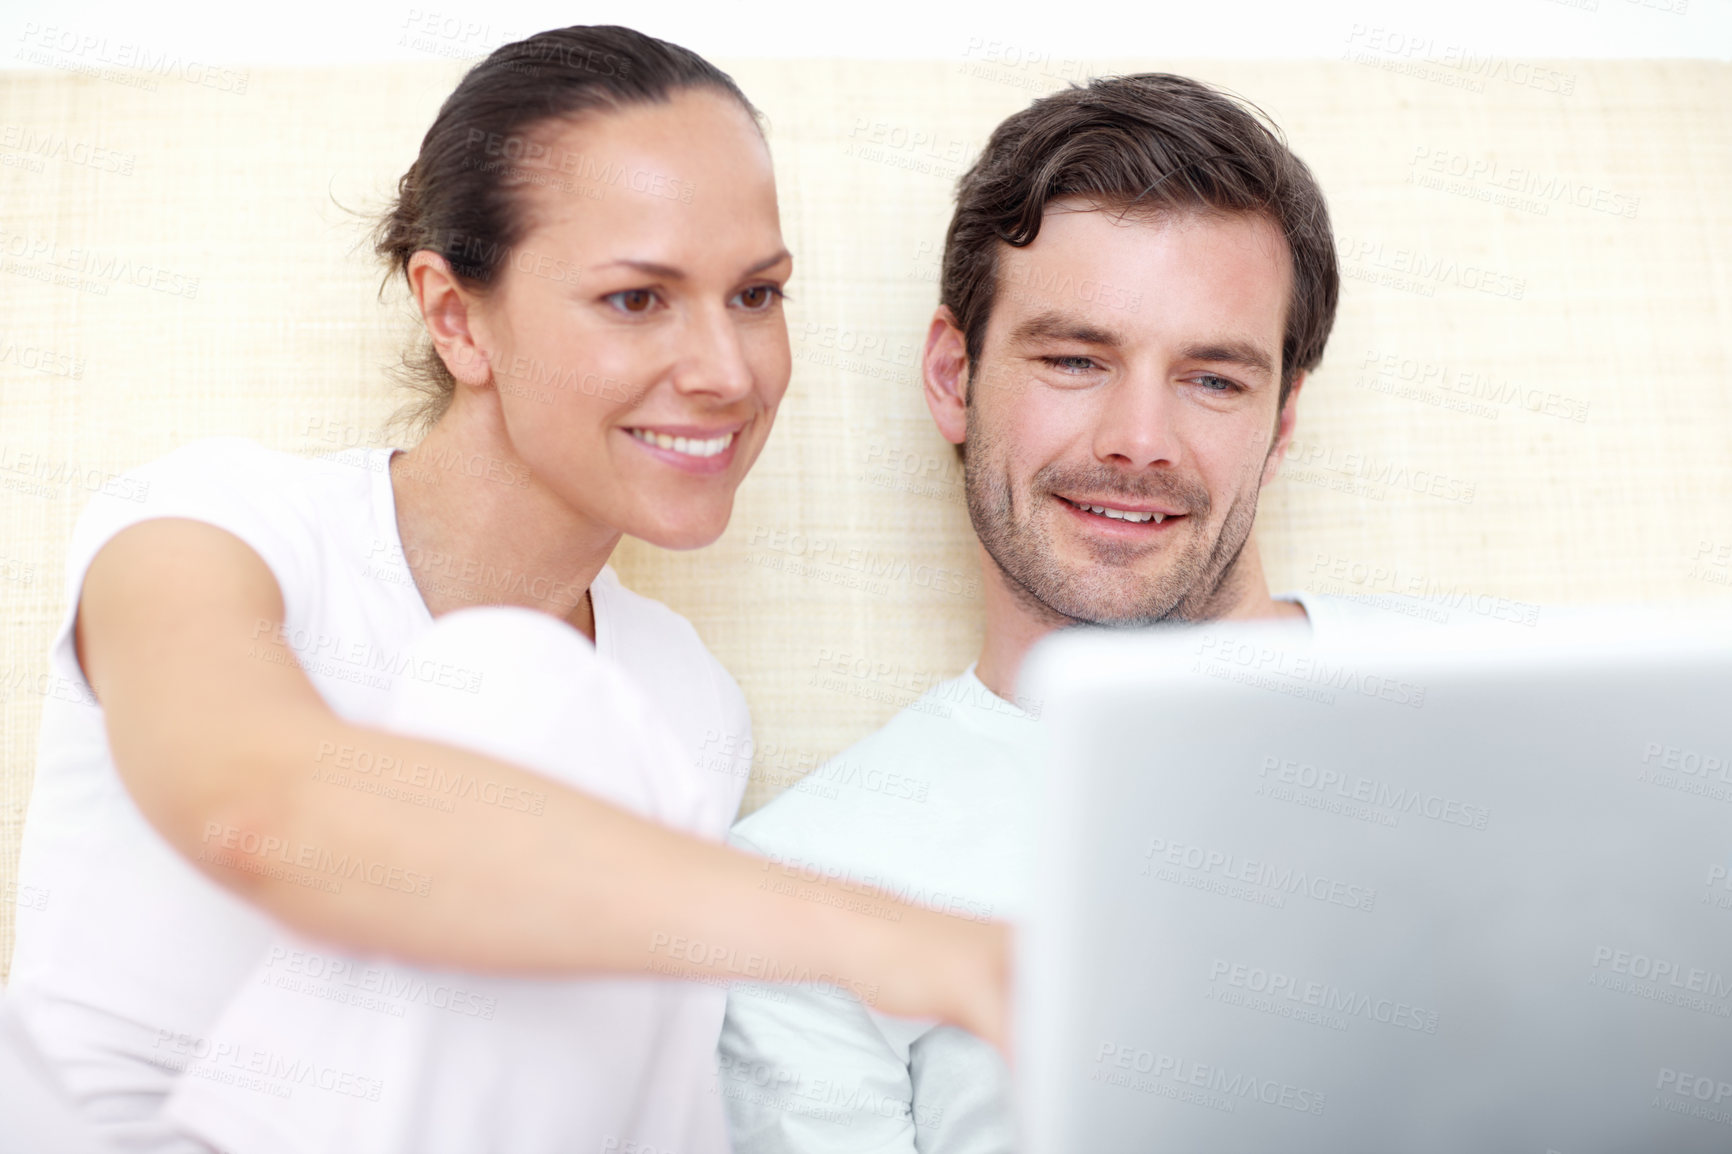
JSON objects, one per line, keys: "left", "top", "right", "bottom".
{"left": 1029, "top": 464, "right": 1211, "bottom": 516}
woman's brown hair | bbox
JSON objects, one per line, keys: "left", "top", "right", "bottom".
{"left": 375, "top": 25, "right": 758, "bottom": 434}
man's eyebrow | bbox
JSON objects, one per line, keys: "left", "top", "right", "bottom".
{"left": 1006, "top": 311, "right": 1277, "bottom": 376}
{"left": 1007, "top": 311, "right": 1125, "bottom": 348}
{"left": 1179, "top": 340, "right": 1277, "bottom": 377}
{"left": 594, "top": 249, "right": 792, "bottom": 281}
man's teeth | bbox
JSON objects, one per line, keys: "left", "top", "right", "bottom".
{"left": 629, "top": 429, "right": 735, "bottom": 458}
{"left": 1074, "top": 500, "right": 1164, "bottom": 524}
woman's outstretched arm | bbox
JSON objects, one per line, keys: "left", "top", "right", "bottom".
{"left": 77, "top": 517, "right": 1007, "bottom": 1049}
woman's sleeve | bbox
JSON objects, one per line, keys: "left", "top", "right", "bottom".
{"left": 52, "top": 436, "right": 315, "bottom": 691}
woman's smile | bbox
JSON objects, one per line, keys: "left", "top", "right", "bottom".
{"left": 624, "top": 423, "right": 743, "bottom": 473}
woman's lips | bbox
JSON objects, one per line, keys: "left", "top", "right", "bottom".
{"left": 623, "top": 425, "right": 742, "bottom": 475}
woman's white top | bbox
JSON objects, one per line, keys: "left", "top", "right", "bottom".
{"left": 4, "top": 437, "right": 754, "bottom": 1153}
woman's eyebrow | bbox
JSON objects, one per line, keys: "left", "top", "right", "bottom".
{"left": 743, "top": 249, "right": 794, "bottom": 276}
{"left": 596, "top": 249, "right": 792, "bottom": 281}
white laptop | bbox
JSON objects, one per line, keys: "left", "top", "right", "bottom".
{"left": 1015, "top": 610, "right": 1732, "bottom": 1153}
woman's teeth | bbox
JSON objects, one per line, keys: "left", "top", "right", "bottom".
{"left": 629, "top": 429, "right": 735, "bottom": 458}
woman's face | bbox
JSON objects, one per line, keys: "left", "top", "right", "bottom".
{"left": 465, "top": 89, "right": 792, "bottom": 550}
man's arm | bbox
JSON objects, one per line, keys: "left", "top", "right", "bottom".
{"left": 719, "top": 978, "right": 921, "bottom": 1153}
{"left": 909, "top": 1025, "right": 1018, "bottom": 1153}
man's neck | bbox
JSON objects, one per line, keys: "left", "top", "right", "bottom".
{"left": 971, "top": 538, "right": 1306, "bottom": 702}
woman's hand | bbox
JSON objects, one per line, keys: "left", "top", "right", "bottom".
{"left": 79, "top": 517, "right": 1018, "bottom": 1043}
{"left": 903, "top": 911, "right": 1012, "bottom": 1055}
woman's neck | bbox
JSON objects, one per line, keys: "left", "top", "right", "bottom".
{"left": 388, "top": 399, "right": 618, "bottom": 640}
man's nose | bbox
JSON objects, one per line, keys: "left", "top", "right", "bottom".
{"left": 1093, "top": 375, "right": 1183, "bottom": 469}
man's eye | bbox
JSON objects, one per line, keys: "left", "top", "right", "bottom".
{"left": 1195, "top": 374, "right": 1239, "bottom": 392}
{"left": 734, "top": 284, "right": 785, "bottom": 311}
{"left": 605, "top": 289, "right": 659, "bottom": 314}
{"left": 1043, "top": 356, "right": 1097, "bottom": 373}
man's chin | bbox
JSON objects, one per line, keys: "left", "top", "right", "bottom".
{"left": 1045, "top": 515, "right": 1199, "bottom": 574}
{"left": 1030, "top": 572, "right": 1191, "bottom": 628}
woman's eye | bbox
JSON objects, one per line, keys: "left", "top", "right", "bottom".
{"left": 605, "top": 289, "right": 658, "bottom": 314}
{"left": 734, "top": 284, "right": 784, "bottom": 311}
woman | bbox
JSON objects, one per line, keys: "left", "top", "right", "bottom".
{"left": 0, "top": 25, "right": 1005, "bottom": 1154}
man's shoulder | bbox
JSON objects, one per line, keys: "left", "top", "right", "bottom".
{"left": 729, "top": 671, "right": 1047, "bottom": 923}
{"left": 1288, "top": 588, "right": 1543, "bottom": 638}
{"left": 729, "top": 674, "right": 987, "bottom": 859}
{"left": 1289, "top": 589, "right": 1431, "bottom": 635}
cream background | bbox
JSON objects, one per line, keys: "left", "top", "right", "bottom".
{"left": 2, "top": 58, "right": 1729, "bottom": 976}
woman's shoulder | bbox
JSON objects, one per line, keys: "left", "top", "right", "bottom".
{"left": 65, "top": 436, "right": 389, "bottom": 605}
{"left": 594, "top": 566, "right": 748, "bottom": 710}
{"left": 88, "top": 435, "right": 382, "bottom": 527}
{"left": 593, "top": 565, "right": 712, "bottom": 658}
{"left": 126, "top": 435, "right": 371, "bottom": 490}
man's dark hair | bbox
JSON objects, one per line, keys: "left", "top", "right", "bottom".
{"left": 375, "top": 25, "right": 759, "bottom": 433}
{"left": 940, "top": 73, "right": 1338, "bottom": 413}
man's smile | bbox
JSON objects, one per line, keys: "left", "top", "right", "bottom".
{"left": 1055, "top": 493, "right": 1187, "bottom": 531}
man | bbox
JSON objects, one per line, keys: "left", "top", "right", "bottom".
{"left": 719, "top": 73, "right": 1377, "bottom": 1151}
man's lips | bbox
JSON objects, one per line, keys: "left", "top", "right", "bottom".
{"left": 1054, "top": 494, "right": 1186, "bottom": 525}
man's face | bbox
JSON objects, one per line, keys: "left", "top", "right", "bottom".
{"left": 958, "top": 200, "right": 1296, "bottom": 625}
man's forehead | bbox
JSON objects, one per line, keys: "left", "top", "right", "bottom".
{"left": 989, "top": 202, "right": 1292, "bottom": 351}
{"left": 1033, "top": 196, "right": 1285, "bottom": 248}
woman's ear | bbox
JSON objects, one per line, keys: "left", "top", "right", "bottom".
{"left": 408, "top": 251, "right": 493, "bottom": 389}
{"left": 923, "top": 306, "right": 970, "bottom": 449}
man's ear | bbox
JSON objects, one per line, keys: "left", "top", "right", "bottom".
{"left": 1261, "top": 371, "right": 1306, "bottom": 488}
{"left": 922, "top": 306, "right": 969, "bottom": 449}
{"left": 407, "top": 251, "right": 493, "bottom": 389}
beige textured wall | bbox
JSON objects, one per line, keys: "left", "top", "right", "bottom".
{"left": 2, "top": 58, "right": 1729, "bottom": 976}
